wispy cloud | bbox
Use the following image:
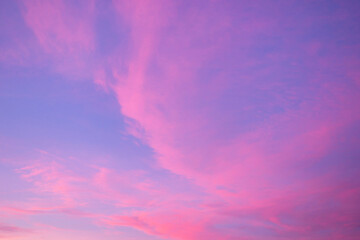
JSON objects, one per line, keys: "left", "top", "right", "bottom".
{"left": 0, "top": 0, "right": 359, "bottom": 239}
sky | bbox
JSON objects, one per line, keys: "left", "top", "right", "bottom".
{"left": 0, "top": 0, "right": 360, "bottom": 239}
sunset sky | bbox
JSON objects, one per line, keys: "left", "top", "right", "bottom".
{"left": 1, "top": 0, "right": 360, "bottom": 239}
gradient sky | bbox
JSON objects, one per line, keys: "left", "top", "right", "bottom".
{"left": 1, "top": 0, "right": 360, "bottom": 239}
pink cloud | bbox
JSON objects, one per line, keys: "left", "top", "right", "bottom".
{"left": 105, "top": 210, "right": 227, "bottom": 240}
{"left": 96, "top": 1, "right": 360, "bottom": 239}
{"left": 108, "top": 0, "right": 360, "bottom": 189}
{"left": 0, "top": 223, "right": 31, "bottom": 240}
{"left": 0, "top": 223, "right": 29, "bottom": 233}
{"left": 21, "top": 0, "right": 94, "bottom": 54}
{"left": 1, "top": 0, "right": 359, "bottom": 239}
{"left": 16, "top": 161, "right": 86, "bottom": 206}
{"left": 0, "top": 0, "right": 96, "bottom": 78}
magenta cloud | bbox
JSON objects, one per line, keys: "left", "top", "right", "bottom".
{"left": 0, "top": 0, "right": 359, "bottom": 239}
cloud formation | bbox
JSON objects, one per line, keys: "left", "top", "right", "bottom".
{"left": 0, "top": 0, "right": 359, "bottom": 239}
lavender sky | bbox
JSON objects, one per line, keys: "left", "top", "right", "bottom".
{"left": 1, "top": 0, "right": 360, "bottom": 239}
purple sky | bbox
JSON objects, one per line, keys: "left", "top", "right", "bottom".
{"left": 1, "top": 0, "right": 360, "bottom": 239}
